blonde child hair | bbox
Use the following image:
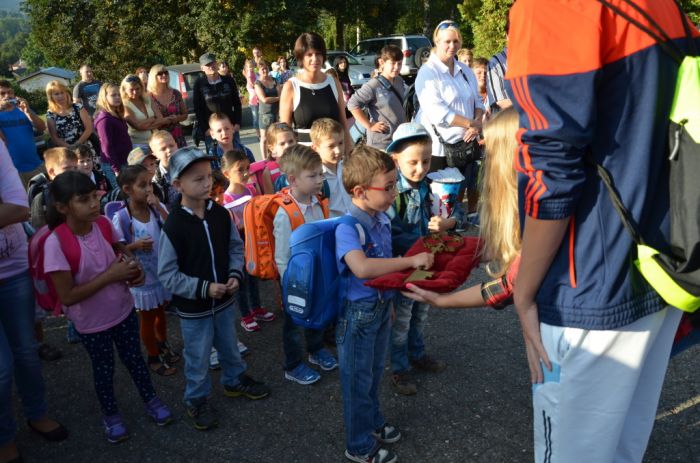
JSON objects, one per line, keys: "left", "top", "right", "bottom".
{"left": 265, "top": 122, "right": 295, "bottom": 157}
{"left": 95, "top": 83, "right": 124, "bottom": 118}
{"left": 277, "top": 145, "right": 322, "bottom": 178}
{"left": 44, "top": 147, "right": 78, "bottom": 172}
{"left": 149, "top": 129, "right": 175, "bottom": 145}
{"left": 342, "top": 144, "right": 395, "bottom": 194}
{"left": 45, "top": 80, "right": 72, "bottom": 113}
{"left": 479, "top": 107, "right": 520, "bottom": 278}
{"left": 310, "top": 118, "right": 344, "bottom": 146}
{"left": 208, "top": 112, "right": 231, "bottom": 128}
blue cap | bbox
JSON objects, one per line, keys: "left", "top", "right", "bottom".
{"left": 385, "top": 122, "right": 431, "bottom": 153}
{"left": 168, "top": 147, "right": 215, "bottom": 181}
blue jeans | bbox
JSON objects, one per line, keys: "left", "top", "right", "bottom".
{"left": 100, "top": 162, "right": 119, "bottom": 190}
{"left": 390, "top": 294, "right": 429, "bottom": 374}
{"left": 238, "top": 270, "right": 261, "bottom": 317}
{"left": 336, "top": 298, "right": 392, "bottom": 455}
{"left": 282, "top": 312, "right": 324, "bottom": 371}
{"left": 179, "top": 305, "right": 247, "bottom": 403}
{"left": 0, "top": 271, "right": 48, "bottom": 445}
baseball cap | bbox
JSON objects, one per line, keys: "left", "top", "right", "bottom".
{"left": 199, "top": 53, "right": 216, "bottom": 66}
{"left": 169, "top": 147, "right": 215, "bottom": 181}
{"left": 127, "top": 146, "right": 156, "bottom": 166}
{"left": 385, "top": 122, "right": 431, "bottom": 153}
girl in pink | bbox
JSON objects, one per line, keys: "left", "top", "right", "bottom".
{"left": 43, "top": 171, "right": 173, "bottom": 444}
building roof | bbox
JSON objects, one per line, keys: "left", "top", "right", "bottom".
{"left": 17, "top": 67, "right": 76, "bottom": 83}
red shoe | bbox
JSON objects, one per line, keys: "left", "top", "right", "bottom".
{"left": 240, "top": 315, "right": 260, "bottom": 332}
{"left": 252, "top": 307, "right": 275, "bottom": 322}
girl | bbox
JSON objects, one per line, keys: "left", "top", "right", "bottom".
{"left": 147, "top": 64, "right": 188, "bottom": 148}
{"left": 261, "top": 122, "right": 297, "bottom": 192}
{"left": 121, "top": 75, "right": 168, "bottom": 148}
{"left": 45, "top": 80, "right": 94, "bottom": 150}
{"left": 94, "top": 83, "right": 132, "bottom": 189}
{"left": 113, "top": 165, "right": 179, "bottom": 376}
{"left": 333, "top": 55, "right": 355, "bottom": 127}
{"left": 221, "top": 150, "right": 275, "bottom": 332}
{"left": 44, "top": 171, "right": 172, "bottom": 443}
{"left": 403, "top": 107, "right": 520, "bottom": 309}
{"left": 277, "top": 55, "right": 293, "bottom": 85}
{"left": 242, "top": 59, "right": 260, "bottom": 139}
{"left": 254, "top": 60, "right": 281, "bottom": 159}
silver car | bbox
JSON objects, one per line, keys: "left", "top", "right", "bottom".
{"left": 289, "top": 51, "right": 374, "bottom": 89}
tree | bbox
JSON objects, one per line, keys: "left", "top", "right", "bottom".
{"left": 461, "top": 0, "right": 511, "bottom": 58}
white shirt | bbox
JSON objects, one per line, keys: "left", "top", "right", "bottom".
{"left": 415, "top": 53, "right": 484, "bottom": 157}
{"left": 323, "top": 162, "right": 353, "bottom": 218}
{"left": 273, "top": 193, "right": 326, "bottom": 275}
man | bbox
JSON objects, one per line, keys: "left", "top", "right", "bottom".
{"left": 0, "top": 80, "right": 46, "bottom": 187}
{"left": 508, "top": 1, "right": 697, "bottom": 462}
{"left": 192, "top": 52, "right": 242, "bottom": 157}
{"left": 72, "top": 64, "right": 102, "bottom": 117}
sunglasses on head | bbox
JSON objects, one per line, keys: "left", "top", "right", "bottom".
{"left": 273, "top": 122, "right": 291, "bottom": 130}
{"left": 125, "top": 75, "right": 140, "bottom": 83}
{"left": 437, "top": 21, "right": 459, "bottom": 31}
{"left": 157, "top": 70, "right": 168, "bottom": 77}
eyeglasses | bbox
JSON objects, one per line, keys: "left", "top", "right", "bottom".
{"left": 366, "top": 184, "right": 398, "bottom": 193}
{"left": 157, "top": 71, "right": 168, "bottom": 77}
{"left": 437, "top": 21, "right": 459, "bottom": 31}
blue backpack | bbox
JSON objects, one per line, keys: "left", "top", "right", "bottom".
{"left": 282, "top": 215, "right": 371, "bottom": 329}
{"left": 105, "top": 201, "right": 163, "bottom": 244}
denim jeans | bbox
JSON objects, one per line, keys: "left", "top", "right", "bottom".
{"left": 238, "top": 270, "right": 261, "bottom": 317}
{"left": 282, "top": 312, "right": 324, "bottom": 371}
{"left": 179, "top": 305, "right": 247, "bottom": 403}
{"left": 100, "top": 162, "right": 119, "bottom": 190}
{"left": 336, "top": 298, "right": 392, "bottom": 455}
{"left": 390, "top": 293, "right": 429, "bottom": 374}
{"left": 0, "top": 271, "right": 48, "bottom": 445}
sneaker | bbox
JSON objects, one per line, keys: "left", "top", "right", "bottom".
{"left": 144, "top": 396, "right": 174, "bottom": 426}
{"left": 284, "top": 362, "right": 321, "bottom": 385}
{"left": 252, "top": 307, "right": 275, "bottom": 322}
{"left": 410, "top": 355, "right": 446, "bottom": 373}
{"left": 391, "top": 373, "right": 417, "bottom": 396}
{"left": 373, "top": 423, "right": 401, "bottom": 444}
{"left": 102, "top": 414, "right": 129, "bottom": 444}
{"left": 240, "top": 314, "right": 261, "bottom": 332}
{"left": 223, "top": 374, "right": 270, "bottom": 400}
{"left": 238, "top": 340, "right": 250, "bottom": 357}
{"left": 308, "top": 348, "right": 338, "bottom": 371}
{"left": 345, "top": 448, "right": 397, "bottom": 463}
{"left": 209, "top": 347, "right": 220, "bottom": 370}
{"left": 186, "top": 397, "right": 218, "bottom": 431}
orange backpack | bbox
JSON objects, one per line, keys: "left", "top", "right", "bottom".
{"left": 243, "top": 188, "right": 329, "bottom": 280}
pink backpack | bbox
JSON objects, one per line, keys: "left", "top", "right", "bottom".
{"left": 28, "top": 216, "right": 113, "bottom": 315}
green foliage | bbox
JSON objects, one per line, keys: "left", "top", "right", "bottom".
{"left": 11, "top": 82, "right": 47, "bottom": 113}
{"left": 0, "top": 11, "right": 29, "bottom": 76}
{"left": 680, "top": 0, "right": 700, "bottom": 25}
{"left": 464, "top": 0, "right": 512, "bottom": 58}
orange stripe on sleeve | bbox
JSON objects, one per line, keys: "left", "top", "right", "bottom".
{"left": 520, "top": 78, "right": 548, "bottom": 130}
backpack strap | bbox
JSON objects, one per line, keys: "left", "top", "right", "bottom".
{"left": 95, "top": 215, "right": 114, "bottom": 244}
{"left": 275, "top": 192, "right": 305, "bottom": 230}
{"left": 116, "top": 206, "right": 133, "bottom": 243}
{"left": 318, "top": 195, "right": 330, "bottom": 219}
{"left": 376, "top": 75, "right": 403, "bottom": 103}
{"left": 52, "top": 216, "right": 113, "bottom": 276}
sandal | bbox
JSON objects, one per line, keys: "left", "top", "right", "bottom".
{"left": 38, "top": 343, "right": 62, "bottom": 362}
{"left": 148, "top": 356, "right": 176, "bottom": 376}
{"left": 158, "top": 341, "right": 181, "bottom": 365}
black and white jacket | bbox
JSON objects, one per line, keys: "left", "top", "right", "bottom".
{"left": 158, "top": 199, "right": 244, "bottom": 318}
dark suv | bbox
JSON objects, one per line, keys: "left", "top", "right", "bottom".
{"left": 349, "top": 35, "right": 432, "bottom": 81}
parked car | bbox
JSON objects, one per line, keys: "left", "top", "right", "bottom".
{"left": 166, "top": 63, "right": 204, "bottom": 126}
{"left": 349, "top": 35, "right": 432, "bottom": 81}
{"left": 288, "top": 51, "right": 373, "bottom": 89}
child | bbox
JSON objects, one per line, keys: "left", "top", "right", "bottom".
{"left": 113, "top": 165, "right": 179, "bottom": 376}
{"left": 74, "top": 144, "right": 112, "bottom": 202}
{"left": 44, "top": 171, "right": 173, "bottom": 443}
{"left": 310, "top": 118, "right": 352, "bottom": 218}
{"left": 248, "top": 122, "right": 295, "bottom": 194}
{"left": 335, "top": 145, "right": 434, "bottom": 463}
{"left": 94, "top": 83, "right": 132, "bottom": 190}
{"left": 210, "top": 170, "right": 228, "bottom": 206}
{"left": 158, "top": 147, "right": 269, "bottom": 431}
{"left": 221, "top": 150, "right": 275, "bottom": 332}
{"left": 208, "top": 112, "right": 256, "bottom": 168}
{"left": 148, "top": 130, "right": 179, "bottom": 209}
{"left": 273, "top": 145, "right": 337, "bottom": 385}
{"left": 127, "top": 147, "right": 164, "bottom": 201}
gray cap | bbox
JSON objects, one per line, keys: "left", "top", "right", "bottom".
{"left": 199, "top": 52, "right": 216, "bottom": 66}
{"left": 169, "top": 147, "right": 215, "bottom": 181}
{"left": 385, "top": 122, "right": 431, "bottom": 153}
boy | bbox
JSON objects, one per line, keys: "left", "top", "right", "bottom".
{"left": 274, "top": 145, "right": 338, "bottom": 385}
{"left": 385, "top": 123, "right": 461, "bottom": 395}
{"left": 336, "top": 145, "right": 434, "bottom": 463}
{"left": 158, "top": 147, "right": 269, "bottom": 431}
{"left": 74, "top": 144, "right": 112, "bottom": 201}
{"left": 148, "top": 130, "right": 180, "bottom": 209}
{"left": 310, "top": 118, "right": 352, "bottom": 218}
{"left": 209, "top": 113, "right": 255, "bottom": 168}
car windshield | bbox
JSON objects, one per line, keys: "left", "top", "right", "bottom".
{"left": 328, "top": 53, "right": 361, "bottom": 66}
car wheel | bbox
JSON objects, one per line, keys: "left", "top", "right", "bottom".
{"left": 415, "top": 47, "right": 431, "bottom": 68}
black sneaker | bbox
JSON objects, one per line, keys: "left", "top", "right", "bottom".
{"left": 372, "top": 423, "right": 401, "bottom": 444}
{"left": 345, "top": 448, "right": 397, "bottom": 463}
{"left": 223, "top": 374, "right": 270, "bottom": 400}
{"left": 186, "top": 397, "right": 218, "bottom": 431}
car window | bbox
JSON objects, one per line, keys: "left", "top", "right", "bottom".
{"left": 386, "top": 39, "right": 402, "bottom": 50}
{"left": 353, "top": 40, "right": 384, "bottom": 56}
{"left": 344, "top": 54, "right": 361, "bottom": 65}
{"left": 183, "top": 71, "right": 205, "bottom": 91}
{"left": 407, "top": 37, "right": 432, "bottom": 52}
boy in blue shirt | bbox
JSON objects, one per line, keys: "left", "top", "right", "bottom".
{"left": 335, "top": 145, "right": 434, "bottom": 463}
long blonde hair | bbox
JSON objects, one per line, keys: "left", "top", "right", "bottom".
{"left": 146, "top": 64, "right": 169, "bottom": 94}
{"left": 46, "top": 80, "right": 72, "bottom": 113}
{"left": 95, "top": 83, "right": 124, "bottom": 119}
{"left": 479, "top": 107, "right": 520, "bottom": 278}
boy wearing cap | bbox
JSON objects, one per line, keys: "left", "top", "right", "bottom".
{"left": 158, "top": 147, "right": 270, "bottom": 431}
{"left": 386, "top": 122, "right": 463, "bottom": 395}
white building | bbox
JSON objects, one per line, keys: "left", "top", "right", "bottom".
{"left": 16, "top": 67, "right": 76, "bottom": 92}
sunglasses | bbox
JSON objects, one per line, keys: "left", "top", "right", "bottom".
{"left": 157, "top": 71, "right": 168, "bottom": 77}
{"left": 124, "top": 75, "right": 140, "bottom": 83}
{"left": 437, "top": 21, "right": 459, "bottom": 31}
{"left": 272, "top": 122, "right": 292, "bottom": 130}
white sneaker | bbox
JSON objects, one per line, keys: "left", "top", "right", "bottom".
{"left": 238, "top": 341, "right": 250, "bottom": 357}
{"left": 209, "top": 347, "right": 220, "bottom": 370}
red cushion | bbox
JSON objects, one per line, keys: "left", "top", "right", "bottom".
{"left": 365, "top": 234, "right": 482, "bottom": 293}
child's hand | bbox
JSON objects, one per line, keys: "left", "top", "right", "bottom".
{"left": 224, "top": 277, "right": 239, "bottom": 294}
{"left": 207, "top": 283, "right": 228, "bottom": 299}
{"left": 127, "top": 267, "right": 146, "bottom": 287}
{"left": 107, "top": 256, "right": 141, "bottom": 283}
{"left": 428, "top": 216, "right": 455, "bottom": 232}
{"left": 370, "top": 121, "right": 389, "bottom": 133}
{"left": 410, "top": 252, "right": 434, "bottom": 270}
{"left": 134, "top": 237, "right": 154, "bottom": 252}
{"left": 402, "top": 283, "right": 443, "bottom": 306}
{"left": 146, "top": 192, "right": 159, "bottom": 208}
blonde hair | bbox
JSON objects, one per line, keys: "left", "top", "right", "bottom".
{"left": 342, "top": 145, "right": 395, "bottom": 194}
{"left": 457, "top": 48, "right": 473, "bottom": 61}
{"left": 479, "top": 107, "right": 520, "bottom": 278}
{"left": 278, "top": 145, "right": 322, "bottom": 178}
{"left": 45, "top": 80, "right": 72, "bottom": 113}
{"left": 149, "top": 129, "right": 175, "bottom": 146}
{"left": 95, "top": 83, "right": 124, "bottom": 118}
{"left": 208, "top": 112, "right": 232, "bottom": 129}
{"left": 44, "top": 147, "right": 78, "bottom": 172}
{"left": 265, "top": 122, "right": 295, "bottom": 157}
{"left": 120, "top": 74, "right": 149, "bottom": 105}
{"left": 146, "top": 64, "right": 168, "bottom": 94}
{"left": 310, "top": 118, "right": 344, "bottom": 145}
{"left": 433, "top": 20, "right": 463, "bottom": 47}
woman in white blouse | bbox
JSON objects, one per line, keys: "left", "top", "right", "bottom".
{"left": 415, "top": 20, "right": 484, "bottom": 171}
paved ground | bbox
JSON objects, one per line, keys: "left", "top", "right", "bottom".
{"left": 14, "top": 130, "right": 700, "bottom": 462}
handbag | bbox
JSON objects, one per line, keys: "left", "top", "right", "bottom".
{"left": 431, "top": 125, "right": 480, "bottom": 169}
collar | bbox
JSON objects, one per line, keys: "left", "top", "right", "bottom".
{"left": 181, "top": 199, "right": 213, "bottom": 216}
{"left": 429, "top": 53, "right": 462, "bottom": 77}
{"left": 289, "top": 191, "right": 320, "bottom": 214}
{"left": 158, "top": 163, "right": 170, "bottom": 178}
{"left": 396, "top": 171, "right": 429, "bottom": 195}
{"left": 349, "top": 203, "right": 390, "bottom": 231}
{"left": 322, "top": 163, "right": 339, "bottom": 178}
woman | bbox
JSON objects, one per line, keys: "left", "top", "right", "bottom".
{"left": 120, "top": 75, "right": 168, "bottom": 148}
{"left": 45, "top": 80, "right": 93, "bottom": 150}
{"left": 277, "top": 56, "right": 293, "bottom": 85}
{"left": 242, "top": 59, "right": 260, "bottom": 138}
{"left": 333, "top": 55, "right": 355, "bottom": 127}
{"left": 279, "top": 32, "right": 351, "bottom": 150}
{"left": 218, "top": 61, "right": 231, "bottom": 78}
{"left": 94, "top": 83, "right": 132, "bottom": 188}
{"left": 147, "top": 64, "right": 187, "bottom": 147}
{"left": 415, "top": 20, "right": 484, "bottom": 172}
{"left": 0, "top": 141, "right": 68, "bottom": 463}
{"left": 254, "top": 60, "right": 281, "bottom": 158}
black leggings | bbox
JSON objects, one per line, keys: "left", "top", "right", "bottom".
{"left": 80, "top": 311, "right": 156, "bottom": 416}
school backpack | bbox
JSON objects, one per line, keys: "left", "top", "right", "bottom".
{"left": 28, "top": 216, "right": 113, "bottom": 315}
{"left": 595, "top": 0, "right": 700, "bottom": 312}
{"left": 243, "top": 188, "right": 329, "bottom": 280}
{"left": 106, "top": 201, "right": 164, "bottom": 243}
{"left": 282, "top": 215, "right": 371, "bottom": 329}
